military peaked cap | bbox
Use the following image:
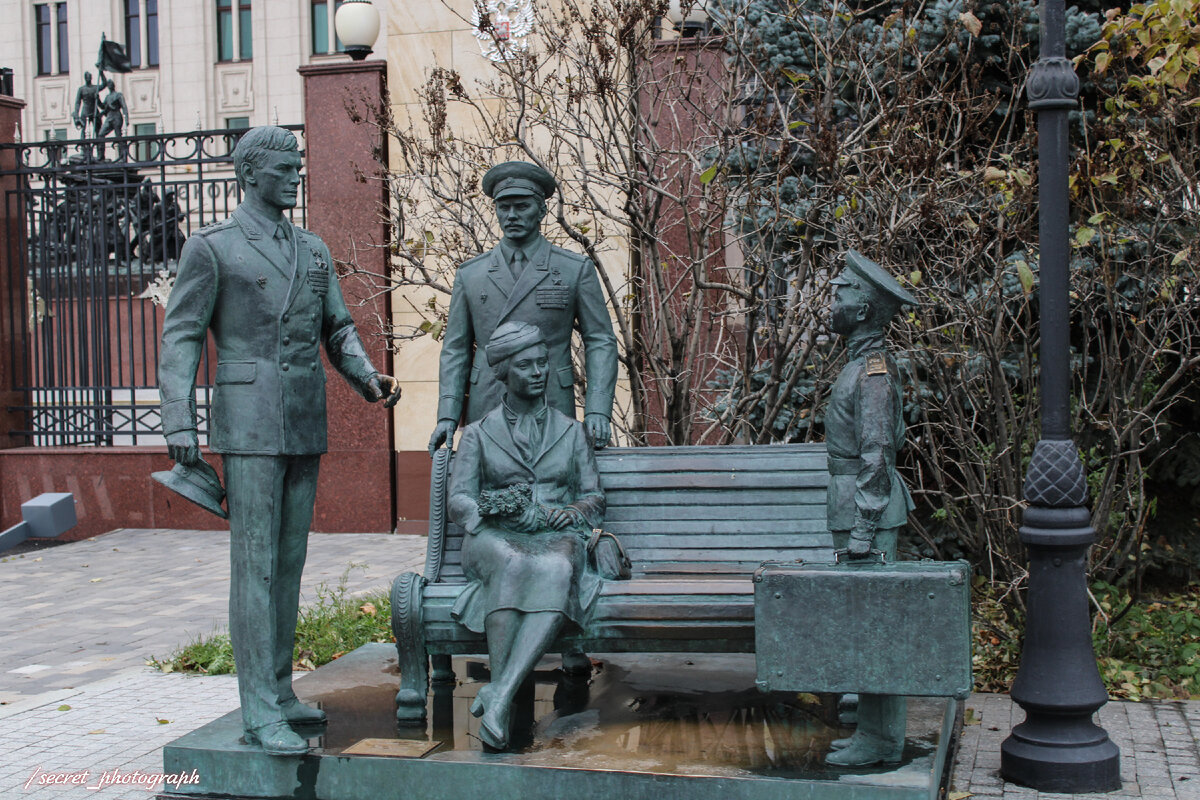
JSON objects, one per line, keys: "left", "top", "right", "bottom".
{"left": 834, "top": 250, "right": 919, "bottom": 307}
{"left": 482, "top": 161, "right": 558, "bottom": 201}
{"left": 151, "top": 458, "right": 228, "bottom": 519}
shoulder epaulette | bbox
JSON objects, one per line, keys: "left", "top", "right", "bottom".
{"left": 458, "top": 251, "right": 492, "bottom": 269}
{"left": 864, "top": 351, "right": 888, "bottom": 376}
{"left": 549, "top": 244, "right": 588, "bottom": 264}
{"left": 195, "top": 217, "right": 237, "bottom": 236}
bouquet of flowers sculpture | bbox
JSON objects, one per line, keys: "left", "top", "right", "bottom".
{"left": 477, "top": 483, "right": 548, "bottom": 531}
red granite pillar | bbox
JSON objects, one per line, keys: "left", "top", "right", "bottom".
{"left": 0, "top": 95, "right": 25, "bottom": 452}
{"left": 299, "top": 61, "right": 395, "bottom": 533}
{"left": 0, "top": 96, "right": 27, "bottom": 528}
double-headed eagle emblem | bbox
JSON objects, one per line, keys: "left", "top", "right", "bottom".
{"left": 471, "top": 0, "right": 536, "bottom": 62}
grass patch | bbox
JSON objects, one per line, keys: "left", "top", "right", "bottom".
{"left": 151, "top": 569, "right": 393, "bottom": 675}
{"left": 973, "top": 580, "right": 1200, "bottom": 700}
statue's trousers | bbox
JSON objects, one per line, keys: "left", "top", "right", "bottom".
{"left": 831, "top": 526, "right": 907, "bottom": 750}
{"left": 224, "top": 454, "right": 321, "bottom": 732}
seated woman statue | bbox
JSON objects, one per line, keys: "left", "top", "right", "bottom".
{"left": 448, "top": 321, "right": 605, "bottom": 750}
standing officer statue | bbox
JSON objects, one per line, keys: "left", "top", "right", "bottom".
{"left": 157, "top": 126, "right": 401, "bottom": 756}
{"left": 427, "top": 161, "right": 618, "bottom": 454}
{"left": 823, "top": 249, "right": 918, "bottom": 767}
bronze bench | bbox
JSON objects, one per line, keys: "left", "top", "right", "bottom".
{"left": 390, "top": 443, "right": 833, "bottom": 721}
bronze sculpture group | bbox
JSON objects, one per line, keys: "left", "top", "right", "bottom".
{"left": 157, "top": 134, "right": 919, "bottom": 768}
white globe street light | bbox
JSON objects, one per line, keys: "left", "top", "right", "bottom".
{"left": 335, "top": 0, "right": 381, "bottom": 61}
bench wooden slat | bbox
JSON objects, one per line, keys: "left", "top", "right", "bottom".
{"left": 605, "top": 492, "right": 826, "bottom": 510}
{"left": 598, "top": 472, "right": 828, "bottom": 490}
{"left": 595, "top": 447, "right": 826, "bottom": 472}
{"left": 604, "top": 519, "right": 829, "bottom": 535}
{"left": 442, "top": 533, "right": 825, "bottom": 550}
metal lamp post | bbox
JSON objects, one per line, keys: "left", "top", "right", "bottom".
{"left": 999, "top": 0, "right": 1121, "bottom": 792}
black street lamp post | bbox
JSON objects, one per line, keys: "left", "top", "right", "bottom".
{"left": 999, "top": 0, "right": 1121, "bottom": 792}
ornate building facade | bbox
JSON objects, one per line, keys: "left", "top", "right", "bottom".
{"left": 1, "top": 0, "right": 390, "bottom": 140}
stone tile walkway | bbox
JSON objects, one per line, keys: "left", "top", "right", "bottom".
{"left": 0, "top": 528, "right": 426, "bottom": 704}
{"left": 955, "top": 692, "right": 1200, "bottom": 799}
{"left": 0, "top": 528, "right": 1196, "bottom": 799}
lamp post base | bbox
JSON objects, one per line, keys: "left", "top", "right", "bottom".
{"left": 1001, "top": 720, "right": 1120, "bottom": 793}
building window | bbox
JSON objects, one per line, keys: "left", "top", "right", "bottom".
{"left": 125, "top": 0, "right": 159, "bottom": 68}
{"left": 133, "top": 122, "right": 157, "bottom": 161}
{"left": 217, "top": 0, "right": 251, "bottom": 62}
{"left": 224, "top": 116, "right": 249, "bottom": 154}
{"left": 55, "top": 3, "right": 68, "bottom": 74}
{"left": 43, "top": 128, "right": 67, "bottom": 141}
{"left": 35, "top": 4, "right": 52, "bottom": 75}
{"left": 125, "top": 0, "right": 141, "bottom": 68}
{"left": 217, "top": 0, "right": 233, "bottom": 61}
{"left": 146, "top": 0, "right": 159, "bottom": 66}
{"left": 311, "top": 0, "right": 346, "bottom": 55}
{"left": 238, "top": 0, "right": 253, "bottom": 60}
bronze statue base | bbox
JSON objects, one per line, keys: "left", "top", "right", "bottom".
{"left": 159, "top": 644, "right": 959, "bottom": 799}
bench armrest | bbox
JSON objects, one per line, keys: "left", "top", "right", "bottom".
{"left": 424, "top": 447, "right": 453, "bottom": 582}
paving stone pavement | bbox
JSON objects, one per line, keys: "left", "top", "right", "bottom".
{"left": 954, "top": 692, "right": 1200, "bottom": 800}
{"left": 0, "top": 528, "right": 427, "bottom": 704}
{"left": 0, "top": 529, "right": 1196, "bottom": 799}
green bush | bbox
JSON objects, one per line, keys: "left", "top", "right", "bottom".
{"left": 972, "top": 580, "right": 1200, "bottom": 700}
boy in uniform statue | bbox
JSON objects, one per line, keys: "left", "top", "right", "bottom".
{"left": 823, "top": 249, "right": 918, "bottom": 767}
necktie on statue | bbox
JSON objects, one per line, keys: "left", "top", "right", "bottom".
{"left": 510, "top": 249, "right": 525, "bottom": 282}
{"left": 274, "top": 222, "right": 293, "bottom": 264}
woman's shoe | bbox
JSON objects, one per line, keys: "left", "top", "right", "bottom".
{"left": 479, "top": 703, "right": 510, "bottom": 750}
{"left": 470, "top": 684, "right": 494, "bottom": 718}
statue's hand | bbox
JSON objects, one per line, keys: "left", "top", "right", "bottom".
{"left": 546, "top": 507, "right": 584, "bottom": 530}
{"left": 166, "top": 430, "right": 200, "bottom": 467}
{"left": 366, "top": 374, "right": 403, "bottom": 408}
{"left": 846, "top": 535, "right": 873, "bottom": 558}
{"left": 513, "top": 503, "right": 547, "bottom": 533}
{"left": 428, "top": 420, "right": 457, "bottom": 456}
{"left": 585, "top": 414, "right": 610, "bottom": 449}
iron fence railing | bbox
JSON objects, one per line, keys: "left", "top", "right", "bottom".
{"left": 1, "top": 125, "right": 306, "bottom": 446}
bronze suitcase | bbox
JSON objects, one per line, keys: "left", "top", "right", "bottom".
{"left": 753, "top": 556, "right": 972, "bottom": 698}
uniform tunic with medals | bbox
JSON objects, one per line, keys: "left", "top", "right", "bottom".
{"left": 825, "top": 332, "right": 915, "bottom": 548}
{"left": 437, "top": 232, "right": 617, "bottom": 426}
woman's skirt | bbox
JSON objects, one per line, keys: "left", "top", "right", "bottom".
{"left": 451, "top": 523, "right": 602, "bottom": 634}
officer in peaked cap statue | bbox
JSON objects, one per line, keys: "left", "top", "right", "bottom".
{"left": 158, "top": 126, "right": 401, "bottom": 757}
{"left": 824, "top": 249, "right": 918, "bottom": 768}
{"left": 428, "top": 161, "right": 618, "bottom": 455}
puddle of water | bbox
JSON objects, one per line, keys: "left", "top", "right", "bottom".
{"left": 297, "top": 648, "right": 937, "bottom": 781}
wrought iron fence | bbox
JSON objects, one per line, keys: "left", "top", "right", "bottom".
{"left": 1, "top": 125, "right": 306, "bottom": 446}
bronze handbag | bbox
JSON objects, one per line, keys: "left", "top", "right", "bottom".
{"left": 587, "top": 528, "right": 632, "bottom": 580}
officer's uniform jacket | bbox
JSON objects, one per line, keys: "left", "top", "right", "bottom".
{"left": 437, "top": 233, "right": 618, "bottom": 425}
{"left": 159, "top": 205, "right": 378, "bottom": 455}
{"left": 825, "top": 334, "right": 915, "bottom": 535}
